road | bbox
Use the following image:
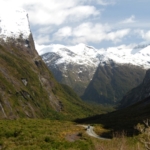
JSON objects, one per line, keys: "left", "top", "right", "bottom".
{"left": 79, "top": 125, "right": 110, "bottom": 140}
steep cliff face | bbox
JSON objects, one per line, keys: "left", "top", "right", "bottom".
{"left": 0, "top": 8, "right": 97, "bottom": 119}
{"left": 82, "top": 62, "right": 146, "bottom": 105}
{"left": 0, "top": 36, "right": 99, "bottom": 119}
{"left": 37, "top": 43, "right": 150, "bottom": 105}
{"left": 120, "top": 69, "right": 150, "bottom": 108}
{"left": 42, "top": 52, "right": 96, "bottom": 96}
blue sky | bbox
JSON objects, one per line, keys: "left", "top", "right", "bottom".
{"left": 1, "top": 0, "right": 150, "bottom": 48}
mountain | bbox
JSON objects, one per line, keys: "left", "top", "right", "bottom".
{"left": 76, "top": 70, "right": 150, "bottom": 135}
{"left": 82, "top": 62, "right": 146, "bottom": 105}
{"left": 0, "top": 8, "right": 100, "bottom": 119}
{"left": 36, "top": 43, "right": 150, "bottom": 104}
{"left": 38, "top": 43, "right": 100, "bottom": 96}
{"left": 75, "top": 95, "right": 150, "bottom": 136}
{"left": 120, "top": 69, "right": 150, "bottom": 108}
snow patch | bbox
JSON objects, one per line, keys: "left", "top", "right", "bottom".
{"left": 0, "top": 8, "right": 30, "bottom": 40}
{"left": 36, "top": 43, "right": 150, "bottom": 70}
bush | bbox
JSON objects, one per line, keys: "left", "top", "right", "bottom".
{"left": 136, "top": 119, "right": 150, "bottom": 150}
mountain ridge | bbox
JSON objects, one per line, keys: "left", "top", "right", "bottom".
{"left": 36, "top": 43, "right": 150, "bottom": 69}
{"left": 37, "top": 43, "right": 150, "bottom": 102}
{"left": 120, "top": 69, "right": 150, "bottom": 108}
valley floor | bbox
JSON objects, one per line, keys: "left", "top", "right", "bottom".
{"left": 0, "top": 119, "right": 145, "bottom": 150}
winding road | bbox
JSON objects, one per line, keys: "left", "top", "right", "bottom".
{"left": 79, "top": 125, "right": 110, "bottom": 140}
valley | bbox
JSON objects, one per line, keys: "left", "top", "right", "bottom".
{"left": 0, "top": 4, "right": 150, "bottom": 150}
{"left": 0, "top": 119, "right": 145, "bottom": 150}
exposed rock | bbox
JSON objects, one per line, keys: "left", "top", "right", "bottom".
{"left": 21, "top": 78, "right": 28, "bottom": 86}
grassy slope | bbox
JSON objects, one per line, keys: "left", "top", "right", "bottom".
{"left": 0, "top": 39, "right": 106, "bottom": 120}
{"left": 0, "top": 119, "right": 144, "bottom": 150}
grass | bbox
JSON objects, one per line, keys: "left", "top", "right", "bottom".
{"left": 0, "top": 119, "right": 146, "bottom": 150}
{"left": 0, "top": 119, "right": 94, "bottom": 150}
{"left": 0, "top": 39, "right": 112, "bottom": 120}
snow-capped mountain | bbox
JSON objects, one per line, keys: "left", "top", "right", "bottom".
{"left": 37, "top": 43, "right": 101, "bottom": 68}
{"left": 100, "top": 45, "right": 150, "bottom": 69}
{"left": 37, "top": 43, "right": 150, "bottom": 70}
{"left": 36, "top": 43, "right": 150, "bottom": 104}
{"left": 37, "top": 43, "right": 99, "bottom": 96}
{"left": 0, "top": 8, "right": 31, "bottom": 39}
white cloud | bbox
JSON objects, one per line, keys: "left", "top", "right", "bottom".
{"left": 95, "top": 0, "right": 115, "bottom": 5}
{"left": 66, "top": 6, "right": 99, "bottom": 21}
{"left": 1, "top": 0, "right": 147, "bottom": 47}
{"left": 107, "top": 29, "right": 130, "bottom": 43}
{"left": 36, "top": 35, "right": 51, "bottom": 45}
{"left": 1, "top": 0, "right": 100, "bottom": 26}
{"left": 120, "top": 15, "right": 136, "bottom": 24}
{"left": 52, "top": 22, "right": 130, "bottom": 44}
{"left": 136, "top": 30, "right": 150, "bottom": 42}
{"left": 54, "top": 27, "right": 72, "bottom": 38}
{"left": 37, "top": 26, "right": 54, "bottom": 34}
{"left": 85, "top": 0, "right": 115, "bottom": 5}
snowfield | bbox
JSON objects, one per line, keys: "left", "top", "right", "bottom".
{"left": 36, "top": 43, "right": 150, "bottom": 69}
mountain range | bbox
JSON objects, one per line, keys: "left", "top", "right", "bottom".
{"left": 120, "top": 69, "right": 150, "bottom": 108}
{"left": 36, "top": 43, "right": 150, "bottom": 105}
{"left": 76, "top": 69, "right": 150, "bottom": 135}
{"left": 1, "top": 6, "right": 150, "bottom": 122}
{"left": 2, "top": 6, "right": 150, "bottom": 150}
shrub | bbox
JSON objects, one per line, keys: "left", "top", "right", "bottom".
{"left": 136, "top": 119, "right": 150, "bottom": 150}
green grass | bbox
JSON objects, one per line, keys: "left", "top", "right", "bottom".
{"left": 0, "top": 119, "right": 94, "bottom": 150}
{"left": 0, "top": 39, "right": 110, "bottom": 120}
{"left": 0, "top": 119, "right": 145, "bottom": 150}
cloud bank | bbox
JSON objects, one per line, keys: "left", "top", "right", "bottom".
{"left": 1, "top": 0, "right": 150, "bottom": 47}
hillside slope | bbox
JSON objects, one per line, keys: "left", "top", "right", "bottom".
{"left": 82, "top": 62, "right": 145, "bottom": 105}
{"left": 76, "top": 95, "right": 150, "bottom": 136}
{"left": 0, "top": 37, "right": 102, "bottom": 119}
{"left": 120, "top": 69, "right": 150, "bottom": 108}
{"left": 76, "top": 70, "right": 150, "bottom": 135}
{"left": 40, "top": 44, "right": 100, "bottom": 96}
{"left": 0, "top": 8, "right": 101, "bottom": 119}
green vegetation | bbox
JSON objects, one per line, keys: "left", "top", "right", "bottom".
{"left": 136, "top": 119, "right": 150, "bottom": 150}
{"left": 0, "top": 119, "right": 146, "bottom": 150}
{"left": 0, "top": 119, "right": 94, "bottom": 150}
{"left": 75, "top": 95, "right": 150, "bottom": 138}
{"left": 0, "top": 37, "right": 149, "bottom": 149}
{"left": 82, "top": 64, "right": 145, "bottom": 105}
{"left": 0, "top": 38, "right": 110, "bottom": 120}
{"left": 120, "top": 69, "right": 150, "bottom": 108}
{"left": 44, "top": 59, "right": 95, "bottom": 97}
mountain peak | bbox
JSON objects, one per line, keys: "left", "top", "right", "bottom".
{"left": 36, "top": 43, "right": 150, "bottom": 69}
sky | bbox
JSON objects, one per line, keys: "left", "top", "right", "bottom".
{"left": 1, "top": 0, "right": 150, "bottom": 49}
